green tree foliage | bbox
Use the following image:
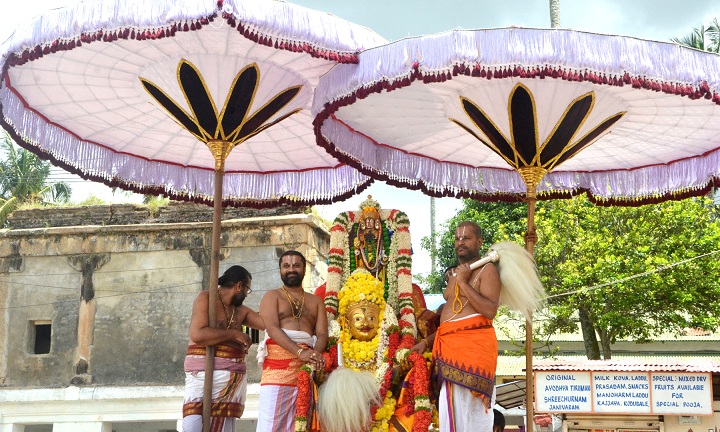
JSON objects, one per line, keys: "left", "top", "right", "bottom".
{"left": 76, "top": 195, "right": 109, "bottom": 206}
{"left": 537, "top": 196, "right": 720, "bottom": 359}
{"left": 671, "top": 18, "right": 720, "bottom": 52}
{"left": 0, "top": 131, "right": 71, "bottom": 226}
{"left": 141, "top": 194, "right": 170, "bottom": 218}
{"left": 422, "top": 196, "right": 720, "bottom": 359}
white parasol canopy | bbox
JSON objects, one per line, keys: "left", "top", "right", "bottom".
{"left": 313, "top": 27, "right": 720, "bottom": 205}
{"left": 1, "top": 0, "right": 387, "bottom": 207}
{"left": 312, "top": 27, "right": 720, "bottom": 432}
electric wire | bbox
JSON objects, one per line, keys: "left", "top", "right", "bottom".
{"left": 545, "top": 249, "right": 720, "bottom": 300}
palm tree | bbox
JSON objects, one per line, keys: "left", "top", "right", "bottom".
{"left": 549, "top": 0, "right": 560, "bottom": 28}
{"left": 671, "top": 18, "right": 720, "bottom": 52}
{"left": 0, "top": 131, "right": 71, "bottom": 226}
{"left": 672, "top": 19, "right": 720, "bottom": 209}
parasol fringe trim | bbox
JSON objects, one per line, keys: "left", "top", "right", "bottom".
{"left": 313, "top": 28, "right": 720, "bottom": 113}
{"left": 0, "top": 84, "right": 372, "bottom": 206}
{"left": 1, "top": 0, "right": 386, "bottom": 67}
{"left": 316, "top": 115, "right": 720, "bottom": 205}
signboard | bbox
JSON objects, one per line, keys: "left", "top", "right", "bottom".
{"left": 651, "top": 372, "right": 713, "bottom": 415}
{"left": 536, "top": 371, "right": 593, "bottom": 413}
{"left": 535, "top": 371, "right": 712, "bottom": 415}
{"left": 593, "top": 372, "right": 650, "bottom": 414}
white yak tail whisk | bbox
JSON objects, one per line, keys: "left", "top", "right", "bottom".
{"left": 485, "top": 241, "right": 546, "bottom": 319}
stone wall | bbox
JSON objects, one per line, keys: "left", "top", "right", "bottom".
{"left": 0, "top": 207, "right": 329, "bottom": 389}
{"left": 6, "top": 201, "right": 307, "bottom": 229}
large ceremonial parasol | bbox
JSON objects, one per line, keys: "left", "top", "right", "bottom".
{"left": 313, "top": 27, "right": 720, "bottom": 430}
{"left": 0, "top": 0, "right": 385, "bottom": 428}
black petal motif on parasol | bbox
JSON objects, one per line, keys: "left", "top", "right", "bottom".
{"left": 178, "top": 61, "right": 218, "bottom": 139}
{"left": 140, "top": 76, "right": 204, "bottom": 139}
{"left": 509, "top": 84, "right": 539, "bottom": 166}
{"left": 140, "top": 59, "right": 302, "bottom": 146}
{"left": 235, "top": 86, "right": 302, "bottom": 142}
{"left": 450, "top": 83, "right": 626, "bottom": 171}
{"left": 552, "top": 112, "right": 626, "bottom": 168}
{"left": 221, "top": 64, "right": 259, "bottom": 138}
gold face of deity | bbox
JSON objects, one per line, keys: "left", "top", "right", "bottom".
{"left": 359, "top": 208, "right": 381, "bottom": 232}
{"left": 345, "top": 301, "right": 380, "bottom": 341}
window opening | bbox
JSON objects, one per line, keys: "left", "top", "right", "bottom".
{"left": 33, "top": 321, "right": 51, "bottom": 354}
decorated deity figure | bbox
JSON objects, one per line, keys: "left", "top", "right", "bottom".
{"left": 352, "top": 201, "right": 389, "bottom": 282}
{"left": 293, "top": 196, "right": 435, "bottom": 432}
{"left": 324, "top": 196, "right": 415, "bottom": 329}
{"left": 316, "top": 270, "right": 432, "bottom": 432}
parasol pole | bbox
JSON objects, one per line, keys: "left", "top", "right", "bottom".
{"left": 518, "top": 166, "right": 546, "bottom": 432}
{"left": 202, "top": 140, "right": 233, "bottom": 432}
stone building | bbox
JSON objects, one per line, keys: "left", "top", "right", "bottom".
{"left": 0, "top": 203, "right": 328, "bottom": 432}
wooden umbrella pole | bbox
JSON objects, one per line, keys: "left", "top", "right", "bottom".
{"left": 525, "top": 195, "right": 537, "bottom": 432}
{"left": 202, "top": 141, "right": 232, "bottom": 432}
{"left": 518, "top": 166, "right": 545, "bottom": 432}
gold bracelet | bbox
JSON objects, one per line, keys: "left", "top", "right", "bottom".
{"left": 296, "top": 347, "right": 304, "bottom": 357}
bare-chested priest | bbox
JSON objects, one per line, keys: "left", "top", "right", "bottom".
{"left": 256, "top": 250, "right": 327, "bottom": 432}
{"left": 182, "top": 265, "right": 264, "bottom": 432}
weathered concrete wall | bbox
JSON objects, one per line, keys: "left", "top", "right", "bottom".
{"left": 0, "top": 208, "right": 329, "bottom": 389}
{"left": 6, "top": 202, "right": 305, "bottom": 229}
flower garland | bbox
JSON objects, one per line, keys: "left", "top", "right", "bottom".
{"left": 338, "top": 272, "right": 386, "bottom": 315}
{"left": 295, "top": 365, "right": 313, "bottom": 432}
{"left": 370, "top": 318, "right": 399, "bottom": 432}
{"left": 406, "top": 352, "right": 433, "bottom": 432}
{"left": 324, "top": 196, "right": 416, "bottom": 335}
{"left": 372, "top": 394, "right": 396, "bottom": 432}
{"left": 296, "top": 341, "right": 338, "bottom": 432}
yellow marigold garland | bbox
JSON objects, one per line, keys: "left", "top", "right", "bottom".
{"left": 371, "top": 393, "right": 397, "bottom": 432}
{"left": 339, "top": 271, "right": 387, "bottom": 369}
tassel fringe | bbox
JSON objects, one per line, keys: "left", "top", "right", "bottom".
{"left": 1, "top": 0, "right": 386, "bottom": 68}
{"left": 313, "top": 28, "right": 720, "bottom": 206}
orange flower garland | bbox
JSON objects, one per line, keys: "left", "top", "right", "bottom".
{"left": 295, "top": 365, "right": 313, "bottom": 432}
{"left": 370, "top": 322, "right": 401, "bottom": 432}
{"left": 407, "top": 352, "right": 432, "bottom": 432}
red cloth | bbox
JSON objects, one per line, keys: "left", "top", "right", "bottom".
{"left": 314, "top": 283, "right": 326, "bottom": 299}
{"left": 260, "top": 339, "right": 307, "bottom": 386}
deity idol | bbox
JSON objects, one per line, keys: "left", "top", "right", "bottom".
{"left": 317, "top": 270, "right": 432, "bottom": 432}
{"left": 352, "top": 201, "right": 388, "bottom": 281}
{"left": 323, "top": 196, "right": 415, "bottom": 330}
{"left": 295, "top": 197, "right": 433, "bottom": 432}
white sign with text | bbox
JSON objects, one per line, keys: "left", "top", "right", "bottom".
{"left": 535, "top": 371, "right": 593, "bottom": 413}
{"left": 651, "top": 372, "right": 713, "bottom": 415}
{"left": 593, "top": 372, "right": 651, "bottom": 413}
{"left": 535, "top": 371, "right": 712, "bottom": 415}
